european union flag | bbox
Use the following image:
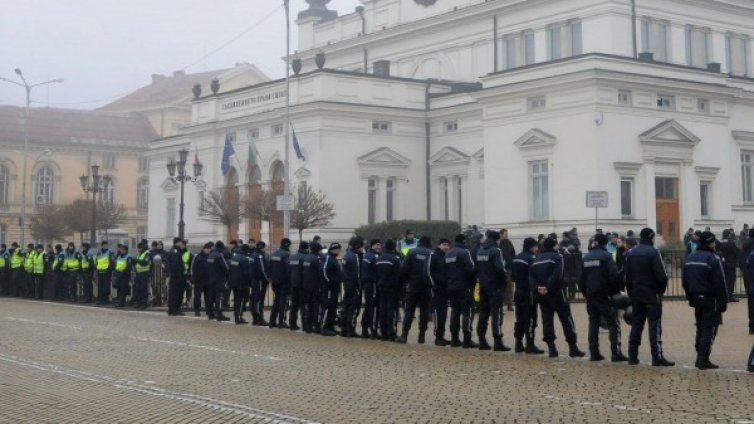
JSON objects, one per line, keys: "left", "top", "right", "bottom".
{"left": 221, "top": 133, "right": 235, "bottom": 176}
{"left": 291, "top": 124, "right": 305, "bottom": 161}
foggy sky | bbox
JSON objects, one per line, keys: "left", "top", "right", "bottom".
{"left": 0, "top": 0, "right": 357, "bottom": 109}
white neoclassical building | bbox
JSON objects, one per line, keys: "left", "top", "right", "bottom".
{"left": 148, "top": 0, "right": 754, "bottom": 245}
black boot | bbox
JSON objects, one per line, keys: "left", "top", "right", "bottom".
{"left": 590, "top": 350, "right": 605, "bottom": 362}
{"left": 611, "top": 352, "right": 629, "bottom": 362}
{"left": 526, "top": 340, "right": 545, "bottom": 355}
{"left": 569, "top": 343, "right": 586, "bottom": 358}
{"left": 652, "top": 357, "right": 675, "bottom": 367}
{"left": 514, "top": 338, "right": 525, "bottom": 353}
{"left": 450, "top": 335, "right": 462, "bottom": 348}
{"left": 462, "top": 333, "right": 478, "bottom": 349}
{"left": 478, "top": 337, "right": 491, "bottom": 351}
{"left": 695, "top": 357, "right": 719, "bottom": 370}
{"left": 417, "top": 331, "right": 426, "bottom": 345}
{"left": 494, "top": 337, "right": 511, "bottom": 352}
{"left": 216, "top": 312, "right": 230, "bottom": 322}
{"left": 396, "top": 329, "right": 408, "bottom": 344}
{"left": 547, "top": 342, "right": 559, "bottom": 358}
{"left": 361, "top": 328, "right": 370, "bottom": 339}
{"left": 435, "top": 337, "right": 449, "bottom": 347}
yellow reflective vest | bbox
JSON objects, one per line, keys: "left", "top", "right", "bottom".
{"left": 135, "top": 251, "right": 151, "bottom": 273}
{"left": 10, "top": 249, "right": 24, "bottom": 269}
{"left": 115, "top": 255, "right": 130, "bottom": 273}
{"left": 33, "top": 252, "right": 45, "bottom": 275}
{"left": 24, "top": 251, "right": 36, "bottom": 272}
{"left": 96, "top": 250, "right": 112, "bottom": 272}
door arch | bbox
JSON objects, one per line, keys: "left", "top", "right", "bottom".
{"left": 270, "top": 161, "right": 285, "bottom": 245}
{"left": 247, "top": 166, "right": 262, "bottom": 242}
{"left": 225, "top": 167, "right": 239, "bottom": 241}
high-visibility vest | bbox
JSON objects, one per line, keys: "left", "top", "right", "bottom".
{"left": 24, "top": 251, "right": 36, "bottom": 272}
{"left": 115, "top": 255, "right": 130, "bottom": 272}
{"left": 65, "top": 252, "right": 81, "bottom": 271}
{"left": 10, "top": 250, "right": 24, "bottom": 268}
{"left": 0, "top": 252, "right": 6, "bottom": 268}
{"left": 33, "top": 252, "right": 45, "bottom": 275}
{"left": 81, "top": 252, "right": 91, "bottom": 270}
{"left": 96, "top": 251, "right": 111, "bottom": 272}
{"left": 135, "top": 251, "right": 150, "bottom": 273}
{"left": 53, "top": 252, "right": 67, "bottom": 272}
{"left": 182, "top": 251, "right": 191, "bottom": 275}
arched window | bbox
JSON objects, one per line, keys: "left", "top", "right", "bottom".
{"left": 35, "top": 167, "right": 54, "bottom": 205}
{"left": 271, "top": 161, "right": 285, "bottom": 182}
{"left": 137, "top": 177, "right": 149, "bottom": 210}
{"left": 101, "top": 177, "right": 114, "bottom": 206}
{"left": 0, "top": 164, "right": 8, "bottom": 205}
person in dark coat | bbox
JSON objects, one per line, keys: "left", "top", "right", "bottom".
{"left": 269, "top": 238, "right": 292, "bottom": 329}
{"left": 287, "top": 241, "right": 309, "bottom": 331}
{"left": 301, "top": 242, "right": 322, "bottom": 333}
{"left": 475, "top": 231, "right": 510, "bottom": 351}
{"left": 376, "top": 240, "right": 402, "bottom": 341}
{"left": 741, "top": 229, "right": 754, "bottom": 334}
{"left": 499, "top": 229, "right": 516, "bottom": 311}
{"left": 342, "top": 237, "right": 364, "bottom": 338}
{"left": 512, "top": 238, "right": 543, "bottom": 354}
{"left": 190, "top": 243, "right": 213, "bottom": 318}
{"left": 360, "top": 240, "right": 381, "bottom": 339}
{"left": 718, "top": 229, "right": 740, "bottom": 303}
{"left": 250, "top": 241, "right": 270, "bottom": 326}
{"left": 228, "top": 244, "right": 253, "bottom": 324}
{"left": 444, "top": 234, "right": 477, "bottom": 348}
{"left": 320, "top": 242, "right": 343, "bottom": 337}
{"left": 398, "top": 236, "right": 432, "bottom": 344}
{"left": 166, "top": 239, "right": 186, "bottom": 316}
{"left": 426, "top": 238, "right": 450, "bottom": 346}
{"left": 207, "top": 241, "right": 230, "bottom": 321}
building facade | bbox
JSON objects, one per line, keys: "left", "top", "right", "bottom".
{"left": 148, "top": 0, "right": 754, "bottom": 245}
{"left": 0, "top": 106, "right": 157, "bottom": 245}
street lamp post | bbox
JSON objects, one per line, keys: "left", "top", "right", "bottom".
{"left": 283, "top": 0, "right": 292, "bottom": 239}
{"left": 0, "top": 69, "right": 63, "bottom": 246}
{"left": 166, "top": 149, "right": 203, "bottom": 240}
{"left": 79, "top": 164, "right": 109, "bottom": 245}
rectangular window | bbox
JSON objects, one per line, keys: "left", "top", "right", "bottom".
{"left": 367, "top": 178, "right": 377, "bottom": 224}
{"left": 248, "top": 128, "right": 260, "bottom": 140}
{"left": 742, "top": 152, "right": 754, "bottom": 204}
{"left": 641, "top": 18, "right": 650, "bottom": 53}
{"left": 697, "top": 98, "right": 709, "bottom": 113}
{"left": 726, "top": 35, "right": 733, "bottom": 73}
{"left": 523, "top": 30, "right": 535, "bottom": 65}
{"left": 136, "top": 226, "right": 147, "bottom": 243}
{"left": 442, "top": 177, "right": 449, "bottom": 220}
{"left": 197, "top": 191, "right": 206, "bottom": 216}
{"left": 527, "top": 96, "right": 546, "bottom": 111}
{"left": 505, "top": 36, "right": 517, "bottom": 69}
{"left": 570, "top": 21, "right": 583, "bottom": 56}
{"left": 655, "top": 177, "right": 677, "bottom": 199}
{"left": 372, "top": 121, "right": 392, "bottom": 133}
{"left": 621, "top": 178, "right": 633, "bottom": 217}
{"left": 549, "top": 26, "right": 562, "bottom": 60}
{"left": 386, "top": 179, "right": 394, "bottom": 222}
{"left": 657, "top": 21, "right": 669, "bottom": 61}
{"left": 103, "top": 154, "right": 116, "bottom": 170}
{"left": 456, "top": 176, "right": 463, "bottom": 224}
{"left": 618, "top": 90, "right": 632, "bottom": 105}
{"left": 138, "top": 157, "right": 149, "bottom": 171}
{"left": 700, "top": 182, "right": 710, "bottom": 217}
{"left": 166, "top": 198, "right": 176, "bottom": 237}
{"left": 444, "top": 121, "right": 458, "bottom": 133}
{"left": 685, "top": 27, "right": 693, "bottom": 66}
{"left": 530, "top": 160, "right": 549, "bottom": 220}
{"left": 271, "top": 124, "right": 283, "bottom": 136}
{"left": 742, "top": 37, "right": 750, "bottom": 76}
{"left": 657, "top": 94, "right": 675, "bottom": 110}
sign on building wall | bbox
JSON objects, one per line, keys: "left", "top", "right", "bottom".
{"left": 585, "top": 191, "right": 608, "bottom": 209}
{"left": 276, "top": 195, "right": 295, "bottom": 211}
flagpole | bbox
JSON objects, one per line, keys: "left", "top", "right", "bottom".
{"left": 283, "top": 0, "right": 291, "bottom": 240}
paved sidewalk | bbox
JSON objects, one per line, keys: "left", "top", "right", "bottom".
{"left": 0, "top": 297, "right": 752, "bottom": 423}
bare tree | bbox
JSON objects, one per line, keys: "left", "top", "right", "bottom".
{"left": 61, "top": 199, "right": 92, "bottom": 243}
{"left": 29, "top": 205, "right": 68, "bottom": 243}
{"left": 246, "top": 189, "right": 278, "bottom": 222}
{"left": 97, "top": 203, "right": 126, "bottom": 237}
{"left": 291, "top": 185, "right": 336, "bottom": 242}
{"left": 199, "top": 188, "right": 247, "bottom": 237}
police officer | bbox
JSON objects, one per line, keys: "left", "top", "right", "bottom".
{"left": 248, "top": 241, "right": 269, "bottom": 326}
{"left": 320, "top": 242, "right": 343, "bottom": 337}
{"left": 0, "top": 244, "right": 8, "bottom": 295}
{"left": 95, "top": 241, "right": 115, "bottom": 305}
{"left": 475, "top": 231, "right": 510, "bottom": 351}
{"left": 24, "top": 243, "right": 37, "bottom": 298}
{"left": 287, "top": 241, "right": 309, "bottom": 331}
{"left": 530, "top": 236, "right": 585, "bottom": 358}
{"left": 398, "top": 230, "right": 418, "bottom": 257}
{"left": 512, "top": 237, "right": 544, "bottom": 354}
{"left": 114, "top": 244, "right": 132, "bottom": 308}
{"left": 208, "top": 241, "right": 230, "bottom": 321}
{"left": 718, "top": 229, "right": 740, "bottom": 303}
{"left": 445, "top": 234, "right": 477, "bottom": 348}
{"left": 228, "top": 244, "right": 253, "bottom": 324}
{"left": 269, "top": 238, "right": 292, "bottom": 329}
{"left": 683, "top": 231, "right": 727, "bottom": 369}
{"left": 52, "top": 244, "right": 66, "bottom": 300}
{"left": 166, "top": 238, "right": 187, "bottom": 316}
{"left": 80, "top": 243, "right": 94, "bottom": 303}
{"left": 398, "top": 236, "right": 433, "bottom": 344}
{"left": 580, "top": 233, "right": 628, "bottom": 362}
{"left": 426, "top": 238, "right": 450, "bottom": 346}
{"left": 134, "top": 243, "right": 152, "bottom": 310}
{"left": 9, "top": 242, "right": 24, "bottom": 297}
{"left": 625, "top": 228, "right": 674, "bottom": 366}
{"left": 64, "top": 242, "right": 82, "bottom": 302}
{"left": 32, "top": 244, "right": 46, "bottom": 299}
{"left": 301, "top": 242, "right": 323, "bottom": 333}
{"left": 360, "top": 239, "right": 381, "bottom": 339}
{"left": 376, "top": 240, "right": 402, "bottom": 341}
{"left": 342, "top": 237, "right": 364, "bottom": 338}
{"left": 182, "top": 243, "right": 193, "bottom": 310}
{"left": 191, "top": 242, "right": 213, "bottom": 318}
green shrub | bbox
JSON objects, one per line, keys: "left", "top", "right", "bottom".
{"left": 354, "top": 220, "right": 462, "bottom": 244}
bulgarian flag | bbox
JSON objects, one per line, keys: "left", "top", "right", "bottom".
{"left": 247, "top": 142, "right": 259, "bottom": 177}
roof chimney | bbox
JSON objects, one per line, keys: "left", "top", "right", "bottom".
{"left": 151, "top": 74, "right": 166, "bottom": 84}
{"left": 373, "top": 60, "right": 391, "bottom": 77}
{"left": 173, "top": 70, "right": 186, "bottom": 77}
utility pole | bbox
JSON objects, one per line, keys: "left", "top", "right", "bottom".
{"left": 283, "top": 0, "right": 292, "bottom": 239}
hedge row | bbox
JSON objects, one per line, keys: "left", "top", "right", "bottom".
{"left": 354, "top": 220, "right": 462, "bottom": 244}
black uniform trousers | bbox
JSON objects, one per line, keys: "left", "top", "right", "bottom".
{"left": 447, "top": 286, "right": 473, "bottom": 339}
{"left": 747, "top": 283, "right": 754, "bottom": 332}
{"left": 167, "top": 276, "right": 185, "bottom": 314}
{"left": 34, "top": 273, "right": 45, "bottom": 299}
{"left": 193, "top": 280, "right": 213, "bottom": 316}
{"left": 0, "top": 269, "right": 6, "bottom": 295}
{"left": 250, "top": 280, "right": 265, "bottom": 318}
{"left": 431, "top": 285, "right": 448, "bottom": 339}
{"left": 269, "top": 282, "right": 289, "bottom": 326}
{"left": 342, "top": 281, "right": 360, "bottom": 332}
{"left": 723, "top": 265, "right": 736, "bottom": 300}
{"left": 81, "top": 271, "right": 93, "bottom": 303}
{"left": 628, "top": 298, "right": 664, "bottom": 361}
{"left": 68, "top": 271, "right": 80, "bottom": 301}
{"left": 134, "top": 272, "right": 150, "bottom": 308}
{"left": 31, "top": 271, "right": 41, "bottom": 299}
{"left": 379, "top": 285, "right": 399, "bottom": 339}
{"left": 361, "top": 282, "right": 379, "bottom": 334}
{"left": 402, "top": 283, "right": 431, "bottom": 335}
{"left": 514, "top": 290, "right": 538, "bottom": 343}
{"left": 288, "top": 285, "right": 301, "bottom": 328}
{"left": 321, "top": 282, "right": 339, "bottom": 329}
{"left": 212, "top": 282, "right": 225, "bottom": 316}
{"left": 301, "top": 288, "right": 319, "bottom": 332}
{"left": 477, "top": 286, "right": 504, "bottom": 341}
{"left": 12, "top": 268, "right": 24, "bottom": 297}
{"left": 232, "top": 285, "right": 250, "bottom": 319}
{"left": 115, "top": 272, "right": 130, "bottom": 307}
{"left": 586, "top": 297, "right": 621, "bottom": 355}
{"left": 539, "top": 288, "right": 578, "bottom": 345}
{"left": 692, "top": 295, "right": 722, "bottom": 361}
{"left": 97, "top": 271, "right": 112, "bottom": 304}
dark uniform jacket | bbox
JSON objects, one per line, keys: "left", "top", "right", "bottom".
{"left": 529, "top": 250, "right": 564, "bottom": 293}
{"left": 511, "top": 251, "right": 535, "bottom": 297}
{"left": 251, "top": 251, "right": 270, "bottom": 285}
{"left": 343, "top": 249, "right": 362, "bottom": 289}
{"left": 579, "top": 246, "right": 621, "bottom": 299}
{"left": 288, "top": 249, "right": 306, "bottom": 289}
{"left": 625, "top": 241, "right": 668, "bottom": 303}
{"left": 476, "top": 241, "right": 506, "bottom": 291}
{"left": 228, "top": 252, "right": 252, "bottom": 288}
{"left": 166, "top": 249, "right": 185, "bottom": 282}
{"left": 301, "top": 252, "right": 321, "bottom": 292}
{"left": 190, "top": 251, "right": 209, "bottom": 283}
{"left": 321, "top": 252, "right": 343, "bottom": 287}
{"left": 270, "top": 248, "right": 291, "bottom": 287}
{"left": 207, "top": 249, "right": 229, "bottom": 285}
{"left": 404, "top": 246, "right": 432, "bottom": 288}
{"left": 425, "top": 248, "right": 446, "bottom": 290}
{"left": 361, "top": 249, "right": 379, "bottom": 286}
{"left": 444, "top": 243, "right": 475, "bottom": 291}
{"left": 683, "top": 247, "right": 727, "bottom": 308}
{"left": 718, "top": 240, "right": 739, "bottom": 270}
{"left": 376, "top": 252, "right": 402, "bottom": 289}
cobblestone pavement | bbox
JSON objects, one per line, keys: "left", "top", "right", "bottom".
{"left": 0, "top": 298, "right": 753, "bottom": 423}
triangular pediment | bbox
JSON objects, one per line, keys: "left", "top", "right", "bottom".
{"left": 358, "top": 147, "right": 411, "bottom": 167}
{"left": 640, "top": 120, "right": 700, "bottom": 145}
{"left": 161, "top": 177, "right": 179, "bottom": 192}
{"left": 472, "top": 148, "right": 484, "bottom": 161}
{"left": 294, "top": 167, "right": 311, "bottom": 178}
{"left": 429, "top": 147, "right": 469, "bottom": 165}
{"left": 514, "top": 129, "right": 557, "bottom": 150}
